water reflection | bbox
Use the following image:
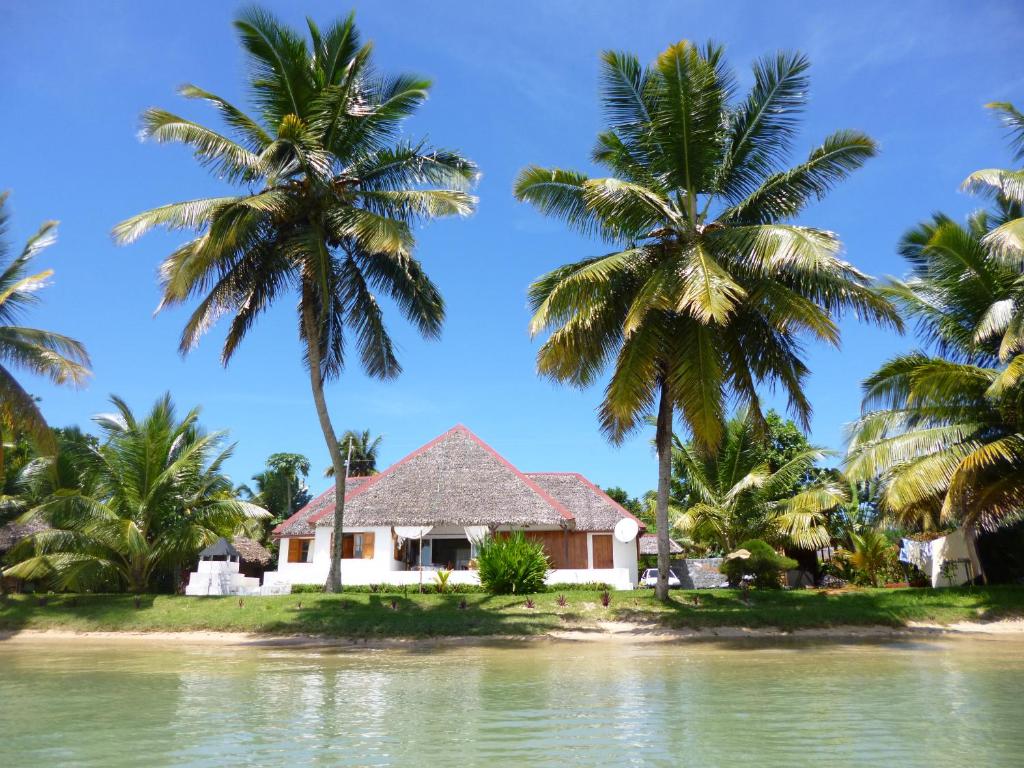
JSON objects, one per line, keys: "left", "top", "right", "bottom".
{"left": 1, "top": 637, "right": 1023, "bottom": 767}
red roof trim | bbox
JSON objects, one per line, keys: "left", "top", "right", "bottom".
{"left": 527, "top": 471, "right": 647, "bottom": 529}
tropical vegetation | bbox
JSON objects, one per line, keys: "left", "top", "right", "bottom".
{"left": 719, "top": 539, "right": 797, "bottom": 589}
{"left": 326, "top": 428, "right": 382, "bottom": 477}
{"left": 847, "top": 102, "right": 1024, "bottom": 543}
{"left": 475, "top": 531, "right": 550, "bottom": 595}
{"left": 3, "top": 394, "right": 267, "bottom": 593}
{"left": 112, "top": 8, "right": 477, "bottom": 592}
{"left": 517, "top": 41, "right": 898, "bottom": 599}
{"left": 240, "top": 452, "right": 312, "bottom": 528}
{"left": 669, "top": 409, "right": 842, "bottom": 553}
{"left": 0, "top": 193, "right": 90, "bottom": 477}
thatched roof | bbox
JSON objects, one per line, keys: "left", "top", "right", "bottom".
{"left": 272, "top": 476, "right": 370, "bottom": 538}
{"left": 639, "top": 533, "right": 683, "bottom": 555}
{"left": 0, "top": 519, "right": 49, "bottom": 553}
{"left": 275, "top": 426, "right": 642, "bottom": 537}
{"left": 231, "top": 536, "right": 272, "bottom": 566}
{"left": 526, "top": 473, "right": 646, "bottom": 532}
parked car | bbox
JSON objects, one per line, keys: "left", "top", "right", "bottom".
{"left": 639, "top": 568, "right": 682, "bottom": 588}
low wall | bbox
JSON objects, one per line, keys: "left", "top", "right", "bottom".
{"left": 670, "top": 558, "right": 727, "bottom": 589}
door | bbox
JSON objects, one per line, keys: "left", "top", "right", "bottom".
{"left": 592, "top": 534, "right": 613, "bottom": 569}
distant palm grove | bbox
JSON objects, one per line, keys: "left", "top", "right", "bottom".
{"left": 1, "top": 7, "right": 1022, "bottom": 597}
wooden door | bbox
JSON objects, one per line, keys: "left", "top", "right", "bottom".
{"left": 592, "top": 534, "right": 613, "bottom": 569}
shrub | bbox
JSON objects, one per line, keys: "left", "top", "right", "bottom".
{"left": 434, "top": 569, "right": 452, "bottom": 594}
{"left": 838, "top": 530, "right": 902, "bottom": 587}
{"left": 290, "top": 583, "right": 325, "bottom": 593}
{"left": 719, "top": 539, "right": 797, "bottom": 589}
{"left": 475, "top": 531, "right": 550, "bottom": 595}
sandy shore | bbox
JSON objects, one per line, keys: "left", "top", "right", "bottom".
{"left": 4, "top": 618, "right": 1024, "bottom": 649}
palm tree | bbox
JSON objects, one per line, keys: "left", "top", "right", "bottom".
{"left": 241, "top": 452, "right": 311, "bottom": 525}
{"left": 4, "top": 394, "right": 267, "bottom": 593}
{"left": 325, "top": 428, "right": 382, "bottom": 476}
{"left": 848, "top": 113, "right": 1024, "bottom": 540}
{"left": 669, "top": 410, "right": 841, "bottom": 553}
{"left": 962, "top": 102, "right": 1024, "bottom": 333}
{"left": 517, "top": 42, "right": 897, "bottom": 598}
{"left": 0, "top": 192, "right": 90, "bottom": 474}
{"left": 113, "top": 8, "right": 477, "bottom": 592}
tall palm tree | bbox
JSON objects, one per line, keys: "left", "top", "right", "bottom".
{"left": 325, "top": 428, "right": 382, "bottom": 476}
{"left": 848, "top": 112, "right": 1024, "bottom": 539}
{"left": 0, "top": 192, "right": 90, "bottom": 473}
{"left": 517, "top": 42, "right": 897, "bottom": 598}
{"left": 113, "top": 8, "right": 477, "bottom": 592}
{"left": 4, "top": 394, "right": 268, "bottom": 593}
{"left": 670, "top": 410, "right": 841, "bottom": 553}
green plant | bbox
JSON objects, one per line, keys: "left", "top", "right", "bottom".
{"left": 719, "top": 539, "right": 797, "bottom": 589}
{"left": 4, "top": 394, "right": 268, "bottom": 592}
{"left": 475, "top": 532, "right": 550, "bottom": 595}
{"left": 839, "top": 530, "right": 899, "bottom": 587}
{"left": 434, "top": 569, "right": 452, "bottom": 594}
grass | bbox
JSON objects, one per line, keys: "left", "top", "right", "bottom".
{"left": 1, "top": 586, "right": 1023, "bottom": 638}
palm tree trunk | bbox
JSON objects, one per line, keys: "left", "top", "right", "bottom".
{"left": 654, "top": 377, "right": 673, "bottom": 602}
{"left": 300, "top": 296, "right": 348, "bottom": 593}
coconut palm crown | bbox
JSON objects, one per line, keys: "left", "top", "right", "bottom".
{"left": 848, "top": 107, "right": 1024, "bottom": 535}
{"left": 0, "top": 192, "right": 90, "bottom": 472}
{"left": 516, "top": 41, "right": 898, "bottom": 598}
{"left": 113, "top": 8, "right": 477, "bottom": 591}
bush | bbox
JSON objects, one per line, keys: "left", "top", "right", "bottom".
{"left": 475, "top": 531, "right": 550, "bottom": 595}
{"left": 719, "top": 539, "right": 797, "bottom": 589}
{"left": 838, "top": 530, "right": 902, "bottom": 586}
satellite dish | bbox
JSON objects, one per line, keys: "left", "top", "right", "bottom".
{"left": 394, "top": 525, "right": 433, "bottom": 540}
{"left": 614, "top": 518, "right": 639, "bottom": 543}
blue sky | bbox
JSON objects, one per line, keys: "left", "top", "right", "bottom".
{"left": 1, "top": 1, "right": 1021, "bottom": 498}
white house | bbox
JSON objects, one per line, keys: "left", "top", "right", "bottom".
{"left": 263, "top": 425, "right": 644, "bottom": 590}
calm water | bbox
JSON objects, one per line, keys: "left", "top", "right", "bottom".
{"left": 1, "top": 635, "right": 1023, "bottom": 767}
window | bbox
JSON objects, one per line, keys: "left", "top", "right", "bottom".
{"left": 287, "top": 538, "right": 312, "bottom": 563}
{"left": 334, "top": 532, "right": 376, "bottom": 560}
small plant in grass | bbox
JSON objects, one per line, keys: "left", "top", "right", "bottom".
{"left": 389, "top": 598, "right": 398, "bottom": 611}
{"left": 524, "top": 597, "right": 535, "bottom": 609}
{"left": 458, "top": 598, "right": 468, "bottom": 610}
{"left": 435, "top": 569, "right": 452, "bottom": 594}
{"left": 475, "top": 531, "right": 550, "bottom": 595}
{"left": 720, "top": 539, "right": 797, "bottom": 589}
{"left": 238, "top": 598, "right": 244, "bottom": 608}
{"left": 556, "top": 594, "right": 567, "bottom": 607}
{"left": 600, "top": 591, "right": 610, "bottom": 607}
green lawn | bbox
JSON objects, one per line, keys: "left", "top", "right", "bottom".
{"left": 1, "top": 586, "right": 1022, "bottom": 638}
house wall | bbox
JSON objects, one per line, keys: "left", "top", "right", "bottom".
{"left": 269, "top": 526, "right": 401, "bottom": 585}
{"left": 267, "top": 525, "right": 639, "bottom": 589}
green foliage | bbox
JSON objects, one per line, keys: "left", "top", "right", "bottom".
{"left": 838, "top": 530, "right": 901, "bottom": 587}
{"left": 241, "top": 452, "right": 311, "bottom": 525}
{"left": 848, "top": 105, "right": 1024, "bottom": 534}
{"left": 327, "top": 429, "right": 383, "bottom": 477}
{"left": 434, "top": 568, "right": 452, "bottom": 594}
{"left": 719, "top": 539, "right": 797, "bottom": 589}
{"left": 475, "top": 532, "right": 550, "bottom": 595}
{"left": 0, "top": 192, "right": 90, "bottom": 475}
{"left": 3, "top": 394, "right": 268, "bottom": 592}
{"left": 603, "top": 486, "right": 650, "bottom": 525}
{"left": 670, "top": 409, "right": 843, "bottom": 553}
